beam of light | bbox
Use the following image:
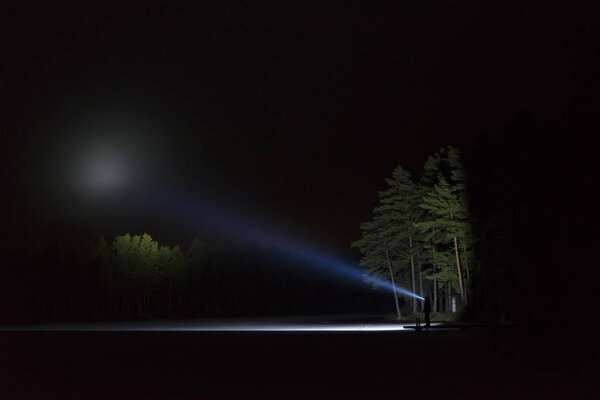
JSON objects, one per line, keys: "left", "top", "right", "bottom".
{"left": 0, "top": 321, "right": 444, "bottom": 332}
{"left": 107, "top": 182, "right": 424, "bottom": 301}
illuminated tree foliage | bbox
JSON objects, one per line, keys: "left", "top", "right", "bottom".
{"left": 415, "top": 177, "right": 467, "bottom": 303}
{"left": 354, "top": 146, "right": 475, "bottom": 315}
{"left": 353, "top": 166, "right": 426, "bottom": 315}
{"left": 417, "top": 147, "right": 475, "bottom": 306}
{"left": 23, "top": 233, "right": 217, "bottom": 320}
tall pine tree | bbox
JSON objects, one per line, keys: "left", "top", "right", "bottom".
{"left": 353, "top": 166, "right": 424, "bottom": 314}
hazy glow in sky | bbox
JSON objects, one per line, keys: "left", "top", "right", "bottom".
{"left": 67, "top": 121, "right": 160, "bottom": 199}
{"left": 79, "top": 150, "right": 131, "bottom": 191}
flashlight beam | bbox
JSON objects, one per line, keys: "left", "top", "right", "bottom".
{"left": 128, "top": 184, "right": 425, "bottom": 301}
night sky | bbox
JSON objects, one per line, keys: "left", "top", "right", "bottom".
{"left": 2, "top": 1, "right": 598, "bottom": 253}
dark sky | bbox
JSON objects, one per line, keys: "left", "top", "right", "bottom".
{"left": 2, "top": 1, "right": 598, "bottom": 252}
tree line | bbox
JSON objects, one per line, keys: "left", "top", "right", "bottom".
{"left": 20, "top": 233, "right": 383, "bottom": 322}
{"left": 353, "top": 146, "right": 473, "bottom": 317}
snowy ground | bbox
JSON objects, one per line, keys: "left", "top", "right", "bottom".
{"left": 0, "top": 317, "right": 596, "bottom": 399}
{"left": 0, "top": 314, "right": 452, "bottom": 332}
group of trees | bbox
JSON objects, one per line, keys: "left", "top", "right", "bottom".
{"left": 354, "top": 113, "right": 599, "bottom": 324}
{"left": 21, "top": 233, "right": 382, "bottom": 322}
{"left": 29, "top": 234, "right": 219, "bottom": 321}
{"left": 353, "top": 146, "right": 474, "bottom": 317}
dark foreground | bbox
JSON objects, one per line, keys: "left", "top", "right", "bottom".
{"left": 0, "top": 323, "right": 598, "bottom": 399}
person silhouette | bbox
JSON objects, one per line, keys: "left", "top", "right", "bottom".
{"left": 423, "top": 296, "right": 431, "bottom": 330}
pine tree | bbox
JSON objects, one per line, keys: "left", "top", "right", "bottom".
{"left": 415, "top": 177, "right": 469, "bottom": 304}
{"left": 353, "top": 165, "right": 425, "bottom": 315}
{"left": 375, "top": 166, "right": 425, "bottom": 312}
{"left": 157, "top": 245, "right": 185, "bottom": 315}
{"left": 447, "top": 146, "right": 475, "bottom": 302}
{"left": 353, "top": 216, "right": 405, "bottom": 318}
{"left": 112, "top": 233, "right": 133, "bottom": 316}
{"left": 138, "top": 233, "right": 159, "bottom": 315}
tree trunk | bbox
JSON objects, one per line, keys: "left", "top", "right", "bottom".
{"left": 386, "top": 250, "right": 401, "bottom": 320}
{"left": 462, "top": 241, "right": 470, "bottom": 305}
{"left": 453, "top": 235, "right": 466, "bottom": 305}
{"left": 417, "top": 249, "right": 424, "bottom": 307}
{"left": 433, "top": 277, "right": 438, "bottom": 312}
{"left": 450, "top": 211, "right": 466, "bottom": 304}
{"left": 462, "top": 241, "right": 470, "bottom": 280}
{"left": 409, "top": 235, "right": 417, "bottom": 313}
{"left": 447, "top": 281, "right": 451, "bottom": 312}
{"left": 418, "top": 264, "right": 424, "bottom": 300}
{"left": 431, "top": 244, "right": 438, "bottom": 312}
